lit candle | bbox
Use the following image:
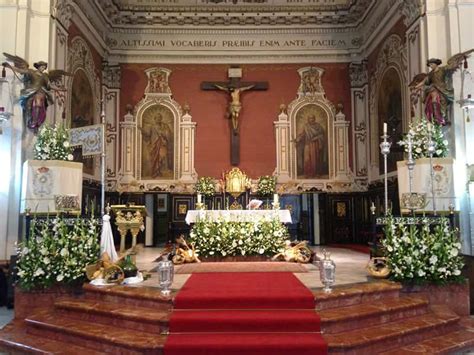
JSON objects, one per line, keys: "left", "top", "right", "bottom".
{"left": 383, "top": 122, "right": 387, "bottom": 135}
{"left": 274, "top": 193, "right": 279, "bottom": 204}
{"left": 197, "top": 193, "right": 202, "bottom": 204}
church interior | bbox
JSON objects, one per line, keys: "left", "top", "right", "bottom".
{"left": 1, "top": 0, "right": 474, "bottom": 353}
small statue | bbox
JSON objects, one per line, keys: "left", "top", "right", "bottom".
{"left": 3, "top": 52, "right": 71, "bottom": 132}
{"left": 409, "top": 49, "right": 473, "bottom": 125}
{"left": 272, "top": 240, "right": 313, "bottom": 263}
{"left": 172, "top": 235, "right": 200, "bottom": 264}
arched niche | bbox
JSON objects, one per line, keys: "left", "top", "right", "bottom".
{"left": 67, "top": 36, "right": 101, "bottom": 180}
{"left": 369, "top": 34, "right": 408, "bottom": 179}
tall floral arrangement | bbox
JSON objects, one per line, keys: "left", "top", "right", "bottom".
{"left": 382, "top": 216, "right": 464, "bottom": 285}
{"left": 195, "top": 176, "right": 216, "bottom": 197}
{"left": 397, "top": 117, "right": 448, "bottom": 160}
{"left": 34, "top": 124, "right": 74, "bottom": 161}
{"left": 256, "top": 175, "right": 276, "bottom": 196}
{"left": 189, "top": 218, "right": 288, "bottom": 257}
{"left": 16, "top": 215, "right": 100, "bottom": 290}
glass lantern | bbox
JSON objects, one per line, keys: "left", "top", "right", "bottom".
{"left": 157, "top": 256, "right": 174, "bottom": 296}
{"left": 319, "top": 249, "right": 336, "bottom": 293}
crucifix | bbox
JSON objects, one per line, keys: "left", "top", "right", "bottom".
{"left": 201, "top": 67, "right": 268, "bottom": 166}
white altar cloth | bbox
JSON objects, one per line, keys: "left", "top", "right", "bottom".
{"left": 185, "top": 209, "right": 292, "bottom": 225}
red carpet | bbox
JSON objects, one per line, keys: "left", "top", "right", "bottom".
{"left": 328, "top": 243, "right": 371, "bottom": 254}
{"left": 165, "top": 272, "right": 327, "bottom": 355}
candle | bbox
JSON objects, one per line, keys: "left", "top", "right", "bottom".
{"left": 274, "top": 193, "right": 279, "bottom": 203}
{"left": 383, "top": 122, "right": 387, "bottom": 135}
{"left": 427, "top": 122, "right": 432, "bottom": 132}
{"left": 197, "top": 193, "right": 202, "bottom": 204}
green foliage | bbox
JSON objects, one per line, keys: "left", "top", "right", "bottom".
{"left": 257, "top": 175, "right": 276, "bottom": 196}
{"left": 398, "top": 117, "right": 448, "bottom": 160}
{"left": 382, "top": 216, "right": 464, "bottom": 285}
{"left": 16, "top": 216, "right": 100, "bottom": 290}
{"left": 189, "top": 218, "right": 288, "bottom": 257}
{"left": 34, "top": 124, "right": 74, "bottom": 161}
{"left": 195, "top": 176, "right": 216, "bottom": 197}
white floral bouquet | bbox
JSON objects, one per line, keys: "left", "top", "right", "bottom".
{"left": 195, "top": 176, "right": 216, "bottom": 197}
{"left": 382, "top": 216, "right": 464, "bottom": 284}
{"left": 189, "top": 218, "right": 288, "bottom": 257}
{"left": 257, "top": 175, "right": 276, "bottom": 196}
{"left": 34, "top": 124, "right": 74, "bottom": 161}
{"left": 16, "top": 216, "right": 100, "bottom": 290}
{"left": 398, "top": 117, "right": 448, "bottom": 160}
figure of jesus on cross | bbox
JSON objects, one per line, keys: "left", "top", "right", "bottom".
{"left": 201, "top": 67, "right": 268, "bottom": 165}
{"left": 214, "top": 84, "right": 255, "bottom": 132}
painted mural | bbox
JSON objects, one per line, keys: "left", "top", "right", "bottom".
{"left": 71, "top": 69, "right": 94, "bottom": 175}
{"left": 295, "top": 104, "right": 329, "bottom": 179}
{"left": 377, "top": 67, "right": 404, "bottom": 173}
{"left": 141, "top": 105, "right": 174, "bottom": 179}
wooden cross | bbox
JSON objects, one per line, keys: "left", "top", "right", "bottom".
{"left": 201, "top": 68, "right": 268, "bottom": 166}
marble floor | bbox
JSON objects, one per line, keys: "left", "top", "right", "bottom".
{"left": 0, "top": 246, "right": 370, "bottom": 330}
{"left": 135, "top": 245, "right": 371, "bottom": 290}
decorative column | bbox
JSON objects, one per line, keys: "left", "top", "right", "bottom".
{"left": 102, "top": 63, "right": 121, "bottom": 191}
{"left": 120, "top": 106, "right": 136, "bottom": 184}
{"left": 349, "top": 61, "right": 369, "bottom": 187}
{"left": 274, "top": 104, "right": 291, "bottom": 183}
{"left": 334, "top": 107, "right": 351, "bottom": 181}
{"left": 179, "top": 104, "right": 197, "bottom": 183}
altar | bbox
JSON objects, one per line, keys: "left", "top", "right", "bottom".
{"left": 185, "top": 209, "right": 292, "bottom": 224}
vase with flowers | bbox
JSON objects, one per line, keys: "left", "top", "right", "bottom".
{"left": 256, "top": 175, "right": 276, "bottom": 209}
{"left": 195, "top": 176, "right": 216, "bottom": 208}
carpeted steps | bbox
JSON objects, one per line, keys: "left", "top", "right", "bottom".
{"left": 165, "top": 272, "right": 328, "bottom": 355}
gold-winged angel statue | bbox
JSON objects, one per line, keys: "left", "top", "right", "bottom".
{"left": 2, "top": 52, "right": 71, "bottom": 131}
{"left": 409, "top": 49, "right": 474, "bottom": 125}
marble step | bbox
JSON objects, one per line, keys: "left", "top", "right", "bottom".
{"left": 25, "top": 311, "right": 166, "bottom": 355}
{"left": 55, "top": 298, "right": 171, "bottom": 334}
{"left": 83, "top": 283, "right": 173, "bottom": 310}
{"left": 0, "top": 321, "right": 105, "bottom": 355}
{"left": 325, "top": 305, "right": 460, "bottom": 354}
{"left": 380, "top": 317, "right": 474, "bottom": 354}
{"left": 313, "top": 281, "right": 402, "bottom": 311}
{"left": 320, "top": 296, "right": 429, "bottom": 334}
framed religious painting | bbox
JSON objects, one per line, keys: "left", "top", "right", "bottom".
{"left": 70, "top": 69, "right": 95, "bottom": 176}
{"left": 377, "top": 67, "right": 404, "bottom": 173}
{"left": 140, "top": 104, "right": 175, "bottom": 180}
{"left": 295, "top": 104, "right": 329, "bottom": 179}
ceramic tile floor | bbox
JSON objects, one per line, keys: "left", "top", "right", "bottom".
{"left": 0, "top": 246, "right": 370, "bottom": 329}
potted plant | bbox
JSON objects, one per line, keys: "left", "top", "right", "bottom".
{"left": 381, "top": 215, "right": 468, "bottom": 315}
{"left": 396, "top": 117, "right": 453, "bottom": 212}
{"left": 15, "top": 214, "right": 100, "bottom": 319}
{"left": 21, "top": 124, "right": 83, "bottom": 214}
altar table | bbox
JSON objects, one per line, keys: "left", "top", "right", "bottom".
{"left": 185, "top": 209, "right": 292, "bottom": 225}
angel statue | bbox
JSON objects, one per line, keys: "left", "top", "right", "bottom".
{"left": 409, "top": 49, "right": 474, "bottom": 125}
{"left": 2, "top": 53, "right": 71, "bottom": 131}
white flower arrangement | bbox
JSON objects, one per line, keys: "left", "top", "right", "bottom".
{"left": 34, "top": 124, "right": 74, "bottom": 161}
{"left": 398, "top": 117, "right": 448, "bottom": 160}
{"left": 195, "top": 176, "right": 216, "bottom": 197}
{"left": 189, "top": 218, "right": 288, "bottom": 257}
{"left": 256, "top": 175, "right": 276, "bottom": 197}
{"left": 16, "top": 216, "right": 100, "bottom": 290}
{"left": 382, "top": 216, "right": 464, "bottom": 284}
